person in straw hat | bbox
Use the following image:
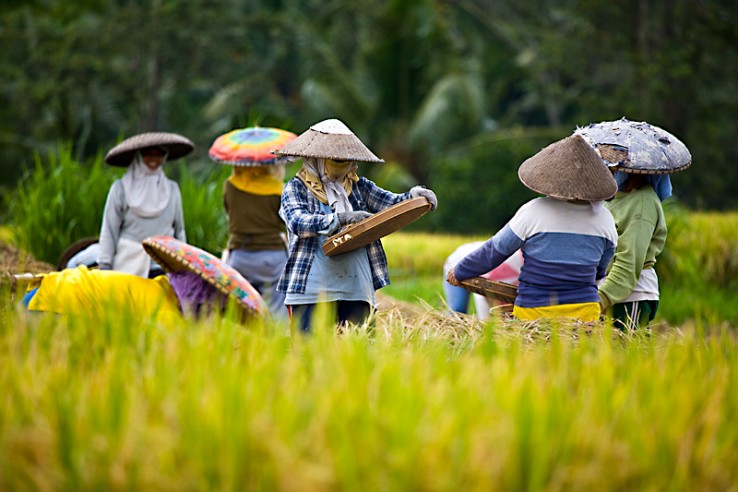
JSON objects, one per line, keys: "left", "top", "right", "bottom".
{"left": 273, "top": 118, "right": 438, "bottom": 333}
{"left": 447, "top": 135, "right": 618, "bottom": 323}
{"left": 20, "top": 236, "right": 265, "bottom": 324}
{"left": 575, "top": 118, "right": 691, "bottom": 330}
{"left": 98, "top": 132, "right": 193, "bottom": 278}
{"left": 208, "top": 127, "right": 298, "bottom": 322}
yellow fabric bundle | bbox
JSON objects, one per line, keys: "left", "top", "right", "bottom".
{"left": 513, "top": 302, "right": 601, "bottom": 323}
{"left": 28, "top": 266, "right": 181, "bottom": 325}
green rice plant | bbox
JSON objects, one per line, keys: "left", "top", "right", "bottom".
{"left": 175, "top": 163, "right": 231, "bottom": 256}
{"left": 382, "top": 232, "right": 487, "bottom": 307}
{"left": 659, "top": 211, "right": 738, "bottom": 291}
{"left": 2, "top": 297, "right": 738, "bottom": 490}
{"left": 383, "top": 232, "right": 487, "bottom": 278}
{"left": 5, "top": 144, "right": 234, "bottom": 264}
{"left": 6, "top": 145, "right": 117, "bottom": 265}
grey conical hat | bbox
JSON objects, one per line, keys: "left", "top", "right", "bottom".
{"left": 272, "top": 119, "right": 384, "bottom": 162}
{"left": 518, "top": 135, "right": 618, "bottom": 201}
{"left": 574, "top": 118, "right": 691, "bottom": 175}
{"left": 105, "top": 132, "right": 195, "bottom": 166}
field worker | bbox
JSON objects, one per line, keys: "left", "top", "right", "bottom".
{"left": 98, "top": 132, "right": 192, "bottom": 278}
{"left": 447, "top": 135, "right": 618, "bottom": 323}
{"left": 575, "top": 119, "right": 691, "bottom": 330}
{"left": 21, "top": 236, "right": 266, "bottom": 323}
{"left": 273, "top": 118, "right": 438, "bottom": 333}
{"left": 442, "top": 241, "right": 523, "bottom": 320}
{"left": 208, "top": 127, "right": 298, "bottom": 322}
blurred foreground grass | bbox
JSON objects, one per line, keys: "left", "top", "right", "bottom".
{"left": 1, "top": 300, "right": 737, "bottom": 490}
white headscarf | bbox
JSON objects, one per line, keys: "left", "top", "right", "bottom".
{"left": 303, "top": 157, "right": 356, "bottom": 213}
{"left": 121, "top": 152, "right": 171, "bottom": 218}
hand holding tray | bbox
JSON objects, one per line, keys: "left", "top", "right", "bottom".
{"left": 322, "top": 197, "right": 432, "bottom": 256}
{"left": 459, "top": 277, "right": 518, "bottom": 304}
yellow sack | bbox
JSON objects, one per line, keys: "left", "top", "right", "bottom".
{"left": 28, "top": 266, "right": 181, "bottom": 325}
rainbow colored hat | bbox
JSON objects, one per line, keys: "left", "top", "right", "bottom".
{"left": 209, "top": 127, "right": 297, "bottom": 166}
{"left": 142, "top": 236, "right": 266, "bottom": 316}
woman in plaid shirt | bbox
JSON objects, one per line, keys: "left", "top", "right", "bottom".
{"left": 272, "top": 119, "right": 437, "bottom": 333}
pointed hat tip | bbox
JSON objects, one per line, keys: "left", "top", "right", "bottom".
{"left": 310, "top": 118, "right": 353, "bottom": 135}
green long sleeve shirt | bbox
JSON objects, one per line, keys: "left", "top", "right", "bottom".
{"left": 599, "top": 186, "right": 667, "bottom": 309}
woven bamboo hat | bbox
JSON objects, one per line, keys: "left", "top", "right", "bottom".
{"left": 574, "top": 118, "right": 691, "bottom": 175}
{"left": 518, "top": 135, "right": 618, "bottom": 201}
{"left": 272, "top": 118, "right": 384, "bottom": 163}
{"left": 105, "top": 132, "right": 195, "bottom": 166}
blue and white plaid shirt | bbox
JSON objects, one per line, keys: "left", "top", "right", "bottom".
{"left": 278, "top": 176, "right": 411, "bottom": 295}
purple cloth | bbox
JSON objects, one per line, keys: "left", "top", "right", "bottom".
{"left": 167, "top": 270, "right": 224, "bottom": 315}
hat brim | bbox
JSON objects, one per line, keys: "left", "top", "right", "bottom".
{"left": 272, "top": 128, "right": 384, "bottom": 163}
{"left": 105, "top": 132, "right": 195, "bottom": 166}
{"left": 142, "top": 236, "right": 266, "bottom": 315}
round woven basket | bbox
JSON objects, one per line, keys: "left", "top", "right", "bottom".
{"left": 322, "top": 197, "right": 432, "bottom": 256}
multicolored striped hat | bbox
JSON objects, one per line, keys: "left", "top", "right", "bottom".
{"left": 142, "top": 236, "right": 267, "bottom": 316}
{"left": 208, "top": 127, "right": 297, "bottom": 166}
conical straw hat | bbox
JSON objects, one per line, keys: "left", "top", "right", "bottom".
{"left": 518, "top": 135, "right": 617, "bottom": 201}
{"left": 272, "top": 119, "right": 384, "bottom": 162}
{"left": 574, "top": 118, "right": 691, "bottom": 175}
{"left": 105, "top": 132, "right": 195, "bottom": 166}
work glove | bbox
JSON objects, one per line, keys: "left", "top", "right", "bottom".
{"left": 337, "top": 210, "right": 372, "bottom": 226}
{"left": 409, "top": 186, "right": 438, "bottom": 211}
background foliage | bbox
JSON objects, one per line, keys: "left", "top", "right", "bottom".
{"left": 1, "top": 0, "right": 737, "bottom": 233}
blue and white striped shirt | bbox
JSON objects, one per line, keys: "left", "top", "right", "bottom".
{"left": 455, "top": 197, "right": 617, "bottom": 308}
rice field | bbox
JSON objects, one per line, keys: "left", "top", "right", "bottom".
{"left": 1, "top": 295, "right": 738, "bottom": 490}
{"left": 2, "top": 210, "right": 738, "bottom": 489}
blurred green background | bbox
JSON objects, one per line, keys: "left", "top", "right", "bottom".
{"left": 2, "top": 0, "right": 736, "bottom": 235}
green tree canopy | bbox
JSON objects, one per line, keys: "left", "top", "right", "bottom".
{"left": 2, "top": 0, "right": 736, "bottom": 232}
